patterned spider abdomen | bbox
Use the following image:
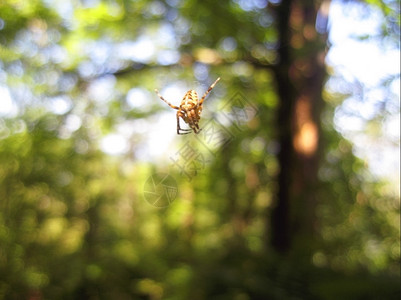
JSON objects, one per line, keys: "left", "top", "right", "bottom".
{"left": 181, "top": 90, "right": 198, "bottom": 110}
{"left": 176, "top": 90, "right": 202, "bottom": 134}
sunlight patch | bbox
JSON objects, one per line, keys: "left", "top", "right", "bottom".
{"left": 100, "top": 134, "right": 129, "bottom": 155}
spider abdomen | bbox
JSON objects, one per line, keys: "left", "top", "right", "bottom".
{"left": 181, "top": 90, "right": 198, "bottom": 110}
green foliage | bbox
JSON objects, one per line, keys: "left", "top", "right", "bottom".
{"left": 0, "top": 0, "right": 399, "bottom": 299}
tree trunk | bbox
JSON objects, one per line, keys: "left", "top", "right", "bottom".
{"left": 270, "top": 0, "right": 330, "bottom": 253}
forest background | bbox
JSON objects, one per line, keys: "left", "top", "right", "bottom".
{"left": 0, "top": 0, "right": 400, "bottom": 299}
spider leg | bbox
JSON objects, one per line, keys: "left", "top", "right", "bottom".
{"left": 155, "top": 89, "right": 180, "bottom": 110}
{"left": 177, "top": 113, "right": 192, "bottom": 135}
{"left": 199, "top": 77, "right": 220, "bottom": 106}
{"left": 193, "top": 125, "right": 203, "bottom": 134}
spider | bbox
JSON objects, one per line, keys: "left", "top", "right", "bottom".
{"left": 155, "top": 77, "right": 220, "bottom": 135}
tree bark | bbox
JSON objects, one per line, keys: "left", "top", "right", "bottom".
{"left": 270, "top": 0, "right": 330, "bottom": 253}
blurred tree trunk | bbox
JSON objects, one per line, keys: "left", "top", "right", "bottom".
{"left": 270, "top": 0, "right": 330, "bottom": 253}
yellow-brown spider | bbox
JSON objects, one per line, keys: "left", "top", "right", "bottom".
{"left": 155, "top": 77, "right": 220, "bottom": 135}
